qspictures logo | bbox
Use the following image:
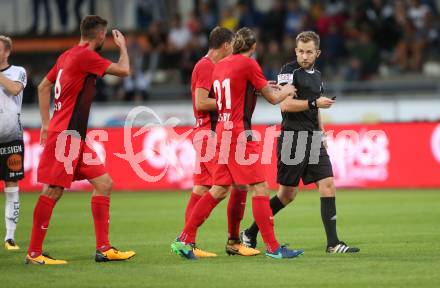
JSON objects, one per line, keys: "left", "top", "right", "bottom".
{"left": 49, "top": 106, "right": 389, "bottom": 184}
{"left": 431, "top": 124, "right": 440, "bottom": 164}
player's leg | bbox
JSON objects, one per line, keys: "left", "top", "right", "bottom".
{"left": 249, "top": 181, "right": 303, "bottom": 259}
{"left": 1, "top": 139, "right": 25, "bottom": 250}
{"left": 227, "top": 184, "right": 247, "bottom": 241}
{"left": 304, "top": 138, "right": 360, "bottom": 254}
{"left": 70, "top": 139, "right": 134, "bottom": 262}
{"left": 26, "top": 185, "right": 67, "bottom": 264}
{"left": 316, "top": 177, "right": 338, "bottom": 246}
{"left": 185, "top": 147, "right": 218, "bottom": 257}
{"left": 26, "top": 131, "right": 77, "bottom": 264}
{"left": 88, "top": 173, "right": 136, "bottom": 262}
{"left": 225, "top": 184, "right": 260, "bottom": 256}
{"left": 316, "top": 177, "right": 359, "bottom": 254}
{"left": 185, "top": 156, "right": 219, "bottom": 257}
{"left": 172, "top": 185, "right": 229, "bottom": 260}
{"left": 241, "top": 130, "right": 304, "bottom": 248}
{"left": 187, "top": 153, "right": 212, "bottom": 223}
{"left": 172, "top": 142, "right": 235, "bottom": 260}
{"left": 185, "top": 185, "right": 209, "bottom": 224}
{"left": 187, "top": 134, "right": 213, "bottom": 224}
{"left": 184, "top": 185, "right": 230, "bottom": 241}
{"left": 4, "top": 181, "right": 20, "bottom": 250}
{"left": 185, "top": 185, "right": 218, "bottom": 258}
{"left": 241, "top": 185, "right": 298, "bottom": 248}
{"left": 90, "top": 173, "right": 112, "bottom": 252}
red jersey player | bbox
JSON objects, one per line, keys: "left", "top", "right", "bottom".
{"left": 26, "top": 15, "right": 135, "bottom": 265}
{"left": 179, "top": 27, "right": 259, "bottom": 258}
{"left": 172, "top": 28, "right": 303, "bottom": 260}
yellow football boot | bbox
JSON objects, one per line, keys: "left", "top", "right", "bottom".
{"left": 25, "top": 253, "right": 67, "bottom": 265}
{"left": 225, "top": 239, "right": 260, "bottom": 256}
{"left": 5, "top": 239, "right": 19, "bottom": 251}
{"left": 95, "top": 247, "right": 136, "bottom": 262}
{"left": 192, "top": 246, "right": 217, "bottom": 258}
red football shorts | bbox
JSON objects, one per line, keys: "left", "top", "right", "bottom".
{"left": 212, "top": 140, "right": 266, "bottom": 186}
{"left": 192, "top": 130, "right": 216, "bottom": 186}
{"left": 193, "top": 159, "right": 215, "bottom": 186}
{"left": 38, "top": 131, "right": 106, "bottom": 188}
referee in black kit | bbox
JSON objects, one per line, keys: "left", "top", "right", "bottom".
{"left": 241, "top": 31, "right": 359, "bottom": 254}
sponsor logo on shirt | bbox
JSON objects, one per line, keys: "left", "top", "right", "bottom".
{"left": 0, "top": 145, "right": 23, "bottom": 155}
{"left": 7, "top": 153, "right": 23, "bottom": 172}
{"left": 20, "top": 71, "right": 26, "bottom": 83}
{"left": 277, "top": 73, "right": 293, "bottom": 85}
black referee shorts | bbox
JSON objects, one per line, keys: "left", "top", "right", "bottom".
{"left": 0, "top": 139, "right": 25, "bottom": 181}
{"left": 277, "top": 130, "right": 333, "bottom": 187}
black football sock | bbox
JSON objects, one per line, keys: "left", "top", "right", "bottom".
{"left": 320, "top": 197, "right": 340, "bottom": 247}
{"left": 247, "top": 195, "right": 286, "bottom": 237}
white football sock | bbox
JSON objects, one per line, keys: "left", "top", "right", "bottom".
{"left": 4, "top": 186, "right": 19, "bottom": 241}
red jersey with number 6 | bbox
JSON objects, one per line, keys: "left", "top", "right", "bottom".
{"left": 212, "top": 54, "right": 267, "bottom": 140}
{"left": 45, "top": 44, "right": 112, "bottom": 139}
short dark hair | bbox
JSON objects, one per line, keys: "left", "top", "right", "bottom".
{"left": 233, "top": 27, "right": 257, "bottom": 54}
{"left": 208, "top": 26, "right": 234, "bottom": 49}
{"left": 80, "top": 15, "right": 108, "bottom": 40}
{"left": 296, "top": 31, "right": 320, "bottom": 49}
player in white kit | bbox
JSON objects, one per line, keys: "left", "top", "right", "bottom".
{"left": 0, "top": 35, "right": 27, "bottom": 250}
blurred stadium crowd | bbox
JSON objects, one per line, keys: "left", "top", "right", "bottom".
{"left": 8, "top": 0, "right": 440, "bottom": 103}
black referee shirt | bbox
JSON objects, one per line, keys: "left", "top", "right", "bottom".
{"left": 277, "top": 61, "right": 323, "bottom": 132}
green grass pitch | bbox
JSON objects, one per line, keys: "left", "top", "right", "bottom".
{"left": 1, "top": 190, "right": 439, "bottom": 288}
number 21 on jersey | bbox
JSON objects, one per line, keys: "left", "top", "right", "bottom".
{"left": 213, "top": 78, "right": 231, "bottom": 122}
{"left": 54, "top": 69, "right": 63, "bottom": 111}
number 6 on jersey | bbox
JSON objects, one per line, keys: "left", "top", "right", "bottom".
{"left": 53, "top": 69, "right": 63, "bottom": 111}
{"left": 54, "top": 69, "right": 63, "bottom": 99}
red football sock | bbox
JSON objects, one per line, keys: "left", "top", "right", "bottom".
{"left": 184, "top": 192, "right": 203, "bottom": 224}
{"left": 28, "top": 195, "right": 57, "bottom": 258}
{"left": 227, "top": 188, "right": 247, "bottom": 240}
{"left": 180, "top": 192, "right": 220, "bottom": 244}
{"left": 91, "top": 196, "right": 111, "bottom": 251}
{"left": 252, "top": 196, "right": 280, "bottom": 253}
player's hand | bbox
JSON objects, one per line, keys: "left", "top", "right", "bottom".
{"left": 269, "top": 81, "right": 281, "bottom": 91}
{"left": 323, "top": 132, "right": 328, "bottom": 149}
{"left": 281, "top": 84, "right": 297, "bottom": 97}
{"left": 40, "top": 125, "right": 48, "bottom": 146}
{"left": 112, "top": 29, "right": 126, "bottom": 48}
{"left": 316, "top": 96, "right": 335, "bottom": 109}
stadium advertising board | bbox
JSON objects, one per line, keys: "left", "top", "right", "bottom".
{"left": 8, "top": 122, "right": 440, "bottom": 191}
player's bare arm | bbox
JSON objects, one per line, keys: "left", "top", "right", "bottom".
{"left": 318, "top": 109, "right": 325, "bottom": 131}
{"left": 0, "top": 72, "right": 23, "bottom": 96}
{"left": 105, "top": 30, "right": 130, "bottom": 77}
{"left": 318, "top": 109, "right": 328, "bottom": 148}
{"left": 195, "top": 87, "right": 216, "bottom": 111}
{"left": 260, "top": 83, "right": 296, "bottom": 105}
{"left": 38, "top": 77, "right": 54, "bottom": 145}
{"left": 280, "top": 96, "right": 335, "bottom": 112}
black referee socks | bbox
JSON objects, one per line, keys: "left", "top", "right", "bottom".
{"left": 320, "top": 197, "right": 340, "bottom": 247}
{"left": 269, "top": 195, "right": 286, "bottom": 215}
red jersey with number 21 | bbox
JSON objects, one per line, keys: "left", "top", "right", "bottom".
{"left": 212, "top": 54, "right": 267, "bottom": 140}
{"left": 46, "top": 44, "right": 112, "bottom": 138}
